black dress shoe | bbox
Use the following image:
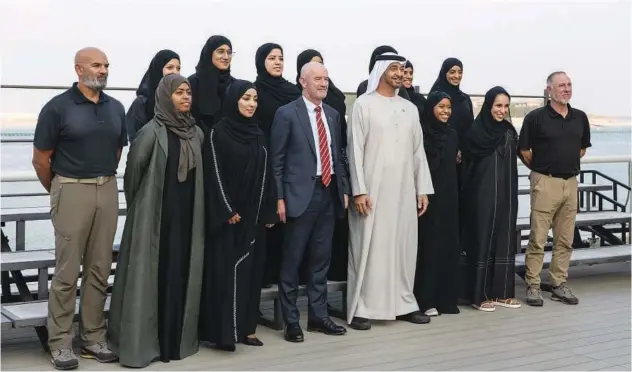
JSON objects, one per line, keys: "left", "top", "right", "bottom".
{"left": 349, "top": 317, "right": 371, "bottom": 330}
{"left": 242, "top": 336, "right": 264, "bottom": 347}
{"left": 396, "top": 311, "right": 431, "bottom": 324}
{"left": 284, "top": 323, "right": 304, "bottom": 343}
{"left": 307, "top": 318, "right": 347, "bottom": 335}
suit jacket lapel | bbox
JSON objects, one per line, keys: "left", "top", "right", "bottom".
{"left": 295, "top": 98, "right": 317, "bottom": 157}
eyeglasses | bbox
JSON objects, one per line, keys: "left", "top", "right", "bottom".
{"left": 215, "top": 49, "right": 235, "bottom": 57}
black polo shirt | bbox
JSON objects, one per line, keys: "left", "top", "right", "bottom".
{"left": 518, "top": 102, "right": 591, "bottom": 177}
{"left": 33, "top": 83, "right": 128, "bottom": 178}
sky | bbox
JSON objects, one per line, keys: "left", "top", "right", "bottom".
{"left": 0, "top": 0, "right": 630, "bottom": 119}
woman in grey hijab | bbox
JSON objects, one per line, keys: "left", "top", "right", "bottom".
{"left": 108, "top": 74, "right": 206, "bottom": 368}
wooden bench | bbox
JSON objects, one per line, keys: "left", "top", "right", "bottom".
{"left": 1, "top": 250, "right": 55, "bottom": 300}
{"left": 516, "top": 211, "right": 631, "bottom": 231}
{"left": 2, "top": 296, "right": 112, "bottom": 328}
{"left": 515, "top": 244, "right": 631, "bottom": 271}
{"left": 2, "top": 313, "right": 13, "bottom": 330}
{"left": 516, "top": 211, "right": 631, "bottom": 248}
{"left": 1, "top": 250, "right": 117, "bottom": 301}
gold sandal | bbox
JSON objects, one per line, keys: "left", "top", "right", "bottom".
{"left": 493, "top": 298, "right": 521, "bottom": 309}
{"left": 472, "top": 300, "right": 496, "bottom": 312}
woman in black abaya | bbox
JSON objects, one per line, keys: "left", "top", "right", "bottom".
{"left": 189, "top": 35, "right": 235, "bottom": 133}
{"left": 430, "top": 58, "right": 474, "bottom": 147}
{"left": 459, "top": 86, "right": 520, "bottom": 312}
{"left": 414, "top": 91, "right": 461, "bottom": 317}
{"left": 199, "top": 80, "right": 278, "bottom": 351}
{"left": 108, "top": 74, "right": 205, "bottom": 368}
{"left": 295, "top": 48, "right": 349, "bottom": 283}
{"left": 126, "top": 49, "right": 180, "bottom": 141}
{"left": 254, "top": 43, "right": 301, "bottom": 287}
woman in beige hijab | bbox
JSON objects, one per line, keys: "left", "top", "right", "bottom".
{"left": 108, "top": 74, "right": 205, "bottom": 368}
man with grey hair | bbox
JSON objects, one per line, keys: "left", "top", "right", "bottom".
{"left": 271, "top": 61, "right": 349, "bottom": 342}
{"left": 32, "top": 47, "right": 126, "bottom": 369}
{"left": 518, "top": 71, "right": 591, "bottom": 307}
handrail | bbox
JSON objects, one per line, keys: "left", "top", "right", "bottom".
{"left": 0, "top": 83, "right": 548, "bottom": 100}
{"left": 1, "top": 155, "right": 629, "bottom": 183}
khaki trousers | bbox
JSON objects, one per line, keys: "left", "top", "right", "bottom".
{"left": 524, "top": 171, "right": 578, "bottom": 287}
{"left": 47, "top": 175, "right": 118, "bottom": 350}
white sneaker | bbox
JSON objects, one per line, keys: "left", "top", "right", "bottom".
{"left": 424, "top": 308, "right": 439, "bottom": 317}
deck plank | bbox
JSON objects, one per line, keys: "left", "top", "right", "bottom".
{"left": 1, "top": 262, "right": 629, "bottom": 371}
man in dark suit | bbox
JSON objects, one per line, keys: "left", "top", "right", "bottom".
{"left": 271, "top": 62, "right": 349, "bottom": 342}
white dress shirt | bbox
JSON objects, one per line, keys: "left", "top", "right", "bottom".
{"left": 302, "top": 96, "right": 335, "bottom": 176}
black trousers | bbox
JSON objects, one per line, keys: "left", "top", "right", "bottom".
{"left": 279, "top": 180, "right": 335, "bottom": 324}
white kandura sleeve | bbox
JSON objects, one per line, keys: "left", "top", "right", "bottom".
{"left": 346, "top": 100, "right": 368, "bottom": 196}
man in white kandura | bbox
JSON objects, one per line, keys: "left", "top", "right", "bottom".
{"left": 346, "top": 52, "right": 435, "bottom": 330}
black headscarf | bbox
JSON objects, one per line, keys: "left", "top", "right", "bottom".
{"left": 136, "top": 49, "right": 180, "bottom": 120}
{"left": 462, "top": 86, "right": 516, "bottom": 159}
{"left": 220, "top": 80, "right": 263, "bottom": 142}
{"left": 295, "top": 49, "right": 346, "bottom": 104}
{"left": 193, "top": 35, "right": 233, "bottom": 117}
{"left": 254, "top": 43, "right": 301, "bottom": 137}
{"left": 255, "top": 43, "right": 301, "bottom": 107}
{"left": 421, "top": 91, "right": 452, "bottom": 171}
{"left": 431, "top": 57, "right": 466, "bottom": 103}
{"left": 295, "top": 49, "right": 348, "bottom": 147}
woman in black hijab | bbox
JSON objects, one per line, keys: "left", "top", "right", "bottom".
{"left": 199, "top": 80, "right": 277, "bottom": 351}
{"left": 430, "top": 57, "right": 474, "bottom": 146}
{"left": 413, "top": 91, "right": 461, "bottom": 317}
{"left": 295, "top": 49, "right": 349, "bottom": 283}
{"left": 254, "top": 42, "right": 301, "bottom": 287}
{"left": 126, "top": 49, "right": 180, "bottom": 141}
{"left": 403, "top": 60, "right": 427, "bottom": 118}
{"left": 459, "top": 86, "right": 520, "bottom": 312}
{"left": 189, "top": 35, "right": 235, "bottom": 133}
{"left": 356, "top": 45, "right": 410, "bottom": 100}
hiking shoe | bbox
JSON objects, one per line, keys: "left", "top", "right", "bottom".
{"left": 526, "top": 285, "right": 544, "bottom": 306}
{"left": 551, "top": 283, "right": 579, "bottom": 305}
{"left": 80, "top": 341, "right": 118, "bottom": 363}
{"left": 50, "top": 348, "right": 79, "bottom": 370}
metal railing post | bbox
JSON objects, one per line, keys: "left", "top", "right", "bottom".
{"left": 15, "top": 220, "right": 26, "bottom": 251}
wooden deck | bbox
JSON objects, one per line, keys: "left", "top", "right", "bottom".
{"left": 1, "top": 262, "right": 630, "bottom": 371}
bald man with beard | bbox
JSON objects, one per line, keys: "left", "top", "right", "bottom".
{"left": 32, "top": 47, "right": 126, "bottom": 370}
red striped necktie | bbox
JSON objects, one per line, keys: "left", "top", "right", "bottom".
{"left": 315, "top": 106, "right": 331, "bottom": 187}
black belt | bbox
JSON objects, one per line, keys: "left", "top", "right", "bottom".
{"left": 543, "top": 173, "right": 576, "bottom": 180}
